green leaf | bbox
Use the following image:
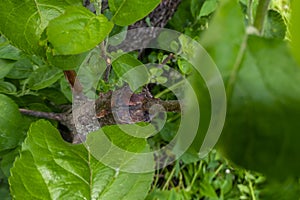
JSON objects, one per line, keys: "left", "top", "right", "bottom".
{"left": 60, "top": 77, "right": 72, "bottom": 102}
{"left": 199, "top": 0, "right": 218, "bottom": 17}
{"left": 263, "top": 10, "right": 286, "bottom": 40}
{"left": 146, "top": 189, "right": 186, "bottom": 200}
{"left": 38, "top": 88, "right": 70, "bottom": 105}
{"left": 185, "top": 0, "right": 244, "bottom": 161}
{"left": 290, "top": 0, "right": 300, "bottom": 65}
{"left": 261, "top": 178, "right": 300, "bottom": 200}
{"left": 0, "top": 81, "right": 17, "bottom": 94}
{"left": 77, "top": 48, "right": 107, "bottom": 94}
{"left": 10, "top": 120, "right": 154, "bottom": 199}
{"left": 0, "top": 37, "right": 23, "bottom": 60}
{"left": 190, "top": 0, "right": 205, "bottom": 19}
{"left": 0, "top": 0, "right": 82, "bottom": 56}
{"left": 109, "top": 0, "right": 160, "bottom": 26}
{"left": 0, "top": 178, "right": 10, "bottom": 200}
{"left": 177, "top": 59, "right": 193, "bottom": 75}
{"left": 220, "top": 36, "right": 300, "bottom": 179}
{"left": 112, "top": 54, "right": 150, "bottom": 91}
{"left": 46, "top": 50, "right": 89, "bottom": 70}
{"left": 0, "top": 147, "right": 20, "bottom": 177}
{"left": 168, "top": 0, "right": 194, "bottom": 32}
{"left": 6, "top": 58, "right": 33, "bottom": 79}
{"left": 47, "top": 6, "right": 113, "bottom": 55}
{"left": 0, "top": 59, "right": 15, "bottom": 79}
{"left": 27, "top": 67, "right": 63, "bottom": 90}
{"left": 200, "top": 181, "right": 218, "bottom": 199}
{"left": 108, "top": 25, "right": 128, "bottom": 46}
{"left": 201, "top": 0, "right": 245, "bottom": 80}
{"left": 201, "top": 0, "right": 300, "bottom": 179}
{"left": 0, "top": 95, "right": 24, "bottom": 151}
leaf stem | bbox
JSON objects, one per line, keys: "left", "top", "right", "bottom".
{"left": 94, "top": 0, "right": 102, "bottom": 15}
{"left": 226, "top": 34, "right": 248, "bottom": 100}
{"left": 249, "top": 179, "right": 256, "bottom": 200}
{"left": 253, "top": 0, "right": 271, "bottom": 33}
{"left": 162, "top": 166, "right": 176, "bottom": 190}
{"left": 189, "top": 161, "right": 203, "bottom": 188}
{"left": 248, "top": 0, "right": 254, "bottom": 25}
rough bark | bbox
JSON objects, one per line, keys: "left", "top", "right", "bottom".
{"left": 20, "top": 86, "right": 181, "bottom": 143}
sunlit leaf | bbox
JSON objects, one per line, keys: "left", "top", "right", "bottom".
{"left": 10, "top": 120, "right": 154, "bottom": 199}
{"left": 47, "top": 6, "right": 113, "bottom": 55}
{"left": 109, "top": 0, "right": 160, "bottom": 26}
{"left": 290, "top": 0, "right": 300, "bottom": 65}
{"left": 0, "top": 0, "right": 82, "bottom": 55}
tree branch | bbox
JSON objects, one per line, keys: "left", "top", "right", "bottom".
{"left": 19, "top": 86, "right": 181, "bottom": 143}
{"left": 19, "top": 109, "right": 65, "bottom": 121}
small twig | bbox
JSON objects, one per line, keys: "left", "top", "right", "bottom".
{"left": 162, "top": 165, "right": 176, "bottom": 190}
{"left": 19, "top": 108, "right": 65, "bottom": 121}
{"left": 248, "top": 0, "right": 254, "bottom": 25}
{"left": 160, "top": 53, "right": 174, "bottom": 66}
{"left": 253, "top": 0, "right": 271, "bottom": 33}
{"left": 94, "top": 0, "right": 102, "bottom": 15}
{"left": 226, "top": 35, "right": 248, "bottom": 101}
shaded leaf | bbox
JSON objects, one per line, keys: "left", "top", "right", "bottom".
{"left": 38, "top": 88, "right": 70, "bottom": 105}
{"left": 0, "top": 95, "right": 24, "bottom": 151}
{"left": 0, "top": 147, "right": 20, "bottom": 177}
{"left": 112, "top": 54, "right": 150, "bottom": 91}
{"left": 60, "top": 77, "right": 72, "bottom": 102}
{"left": 0, "top": 81, "right": 17, "bottom": 94}
{"left": 201, "top": 0, "right": 300, "bottom": 179}
{"left": 220, "top": 36, "right": 300, "bottom": 179}
{"left": 27, "top": 67, "right": 63, "bottom": 90}
{"left": 0, "top": 59, "right": 15, "bottom": 79}
{"left": 0, "top": 178, "right": 10, "bottom": 200}
{"left": 191, "top": 0, "right": 205, "bottom": 18}
{"left": 199, "top": 0, "right": 218, "bottom": 17}
{"left": 77, "top": 48, "right": 107, "bottom": 94}
{"left": 168, "top": 0, "right": 194, "bottom": 32}
{"left": 46, "top": 50, "right": 89, "bottom": 70}
{"left": 146, "top": 189, "right": 186, "bottom": 200}
{"left": 263, "top": 10, "right": 286, "bottom": 39}
{"left": 6, "top": 58, "right": 33, "bottom": 79}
